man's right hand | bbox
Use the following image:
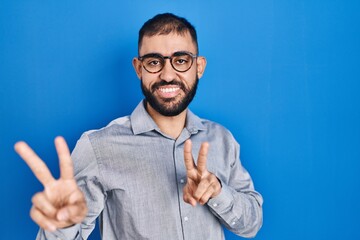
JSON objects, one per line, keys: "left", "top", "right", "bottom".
{"left": 14, "top": 136, "right": 87, "bottom": 232}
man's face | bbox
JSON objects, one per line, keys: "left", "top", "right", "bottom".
{"left": 133, "top": 32, "right": 206, "bottom": 117}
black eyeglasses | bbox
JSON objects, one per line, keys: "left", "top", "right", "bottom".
{"left": 138, "top": 51, "right": 197, "bottom": 73}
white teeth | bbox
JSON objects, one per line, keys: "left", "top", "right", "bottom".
{"left": 159, "top": 87, "right": 179, "bottom": 93}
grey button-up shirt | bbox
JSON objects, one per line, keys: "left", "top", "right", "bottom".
{"left": 38, "top": 101, "right": 263, "bottom": 240}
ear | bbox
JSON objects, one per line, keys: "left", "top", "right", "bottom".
{"left": 132, "top": 57, "right": 142, "bottom": 79}
{"left": 196, "top": 56, "right": 207, "bottom": 79}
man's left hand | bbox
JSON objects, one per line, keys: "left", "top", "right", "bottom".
{"left": 183, "top": 139, "right": 222, "bottom": 206}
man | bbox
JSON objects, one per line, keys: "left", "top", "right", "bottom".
{"left": 15, "top": 13, "right": 263, "bottom": 239}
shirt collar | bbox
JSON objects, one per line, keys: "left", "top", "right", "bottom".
{"left": 131, "top": 100, "right": 159, "bottom": 135}
{"left": 185, "top": 107, "right": 207, "bottom": 134}
{"left": 130, "top": 100, "right": 206, "bottom": 135}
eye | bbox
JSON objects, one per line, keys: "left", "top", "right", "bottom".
{"left": 148, "top": 59, "right": 160, "bottom": 66}
{"left": 173, "top": 56, "right": 190, "bottom": 65}
{"left": 176, "top": 58, "right": 188, "bottom": 64}
{"left": 144, "top": 57, "right": 163, "bottom": 68}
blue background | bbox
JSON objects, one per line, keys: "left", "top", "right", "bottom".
{"left": 1, "top": 1, "right": 359, "bottom": 239}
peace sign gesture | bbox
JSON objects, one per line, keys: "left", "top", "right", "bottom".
{"left": 183, "top": 139, "right": 222, "bottom": 206}
{"left": 14, "top": 136, "right": 87, "bottom": 232}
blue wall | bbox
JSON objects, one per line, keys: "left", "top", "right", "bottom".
{"left": 1, "top": 1, "right": 359, "bottom": 239}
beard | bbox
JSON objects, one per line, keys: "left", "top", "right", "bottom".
{"left": 141, "top": 76, "right": 199, "bottom": 117}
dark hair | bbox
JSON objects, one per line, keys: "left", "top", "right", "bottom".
{"left": 138, "top": 13, "right": 198, "bottom": 54}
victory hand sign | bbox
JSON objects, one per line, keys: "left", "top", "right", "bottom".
{"left": 14, "top": 137, "right": 87, "bottom": 232}
{"left": 183, "top": 139, "right": 222, "bottom": 206}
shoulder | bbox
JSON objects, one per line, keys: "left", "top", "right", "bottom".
{"left": 187, "top": 109, "right": 234, "bottom": 139}
{"left": 80, "top": 115, "right": 132, "bottom": 142}
{"left": 199, "top": 118, "right": 238, "bottom": 145}
{"left": 201, "top": 118, "right": 233, "bottom": 135}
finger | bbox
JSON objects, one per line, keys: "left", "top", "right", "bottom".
{"left": 32, "top": 192, "right": 57, "bottom": 219}
{"left": 183, "top": 193, "right": 197, "bottom": 207}
{"left": 193, "top": 178, "right": 211, "bottom": 201}
{"left": 56, "top": 189, "right": 87, "bottom": 223}
{"left": 196, "top": 177, "right": 221, "bottom": 205}
{"left": 30, "top": 206, "right": 57, "bottom": 232}
{"left": 198, "top": 187, "right": 215, "bottom": 205}
{"left": 183, "top": 139, "right": 196, "bottom": 172}
{"left": 183, "top": 190, "right": 197, "bottom": 207}
{"left": 14, "top": 141, "right": 55, "bottom": 186}
{"left": 199, "top": 180, "right": 219, "bottom": 205}
{"left": 57, "top": 201, "right": 88, "bottom": 223}
{"left": 68, "top": 187, "right": 86, "bottom": 205}
{"left": 55, "top": 136, "right": 74, "bottom": 180}
{"left": 197, "top": 142, "right": 209, "bottom": 175}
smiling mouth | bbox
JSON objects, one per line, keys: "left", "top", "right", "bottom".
{"left": 156, "top": 86, "right": 181, "bottom": 99}
{"left": 159, "top": 87, "right": 180, "bottom": 93}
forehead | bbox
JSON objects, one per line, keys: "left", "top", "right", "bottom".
{"left": 139, "top": 32, "right": 196, "bottom": 56}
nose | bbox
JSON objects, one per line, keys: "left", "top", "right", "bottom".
{"left": 160, "top": 59, "right": 177, "bottom": 82}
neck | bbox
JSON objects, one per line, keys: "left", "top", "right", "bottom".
{"left": 146, "top": 103, "right": 187, "bottom": 139}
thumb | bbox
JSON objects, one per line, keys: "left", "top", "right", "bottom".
{"left": 56, "top": 208, "right": 70, "bottom": 222}
{"left": 57, "top": 203, "right": 87, "bottom": 224}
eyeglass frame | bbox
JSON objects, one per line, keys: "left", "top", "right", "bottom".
{"left": 137, "top": 51, "right": 198, "bottom": 74}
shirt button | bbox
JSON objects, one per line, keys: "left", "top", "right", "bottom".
{"left": 180, "top": 179, "right": 185, "bottom": 184}
{"left": 212, "top": 203, "right": 218, "bottom": 207}
{"left": 184, "top": 216, "right": 189, "bottom": 222}
{"left": 231, "top": 221, "right": 236, "bottom": 225}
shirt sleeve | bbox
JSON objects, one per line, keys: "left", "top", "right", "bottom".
{"left": 207, "top": 140, "right": 263, "bottom": 238}
{"left": 36, "top": 133, "right": 106, "bottom": 240}
{"left": 36, "top": 224, "right": 81, "bottom": 240}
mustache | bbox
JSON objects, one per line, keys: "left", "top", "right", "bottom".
{"left": 151, "top": 80, "right": 186, "bottom": 92}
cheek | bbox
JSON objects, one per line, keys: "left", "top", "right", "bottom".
{"left": 142, "top": 74, "right": 159, "bottom": 87}
{"left": 182, "top": 72, "right": 197, "bottom": 87}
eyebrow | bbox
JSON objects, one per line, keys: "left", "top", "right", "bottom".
{"left": 139, "top": 51, "right": 196, "bottom": 58}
